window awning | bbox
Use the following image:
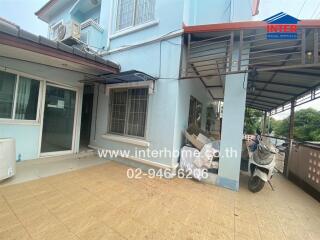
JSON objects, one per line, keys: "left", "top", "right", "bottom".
{"left": 81, "top": 70, "right": 157, "bottom": 85}
{"left": 182, "top": 20, "right": 320, "bottom": 113}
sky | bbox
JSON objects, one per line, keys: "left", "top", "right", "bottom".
{"left": 0, "top": 0, "right": 319, "bottom": 120}
{"left": 0, "top": 0, "right": 48, "bottom": 36}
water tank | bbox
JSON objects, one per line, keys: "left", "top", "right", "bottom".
{"left": 0, "top": 138, "right": 16, "bottom": 181}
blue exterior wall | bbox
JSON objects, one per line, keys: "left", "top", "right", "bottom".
{"left": 184, "top": 0, "right": 232, "bottom": 25}
{"left": 34, "top": 0, "right": 253, "bottom": 172}
{"left": 0, "top": 125, "right": 40, "bottom": 161}
{"left": 87, "top": 0, "right": 218, "bottom": 168}
{"left": 0, "top": 57, "right": 84, "bottom": 161}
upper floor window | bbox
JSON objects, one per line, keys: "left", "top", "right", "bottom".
{"left": 116, "top": 0, "right": 155, "bottom": 31}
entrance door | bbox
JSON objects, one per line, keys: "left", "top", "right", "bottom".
{"left": 80, "top": 85, "right": 94, "bottom": 151}
{"left": 41, "top": 84, "right": 77, "bottom": 155}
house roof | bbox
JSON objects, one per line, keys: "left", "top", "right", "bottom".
{"left": 35, "top": 0, "right": 76, "bottom": 22}
{"left": 0, "top": 18, "right": 119, "bottom": 75}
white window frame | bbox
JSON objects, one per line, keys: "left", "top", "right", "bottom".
{"left": 114, "top": 0, "right": 156, "bottom": 33}
{"left": 49, "top": 20, "right": 63, "bottom": 40}
{"left": 0, "top": 68, "right": 44, "bottom": 125}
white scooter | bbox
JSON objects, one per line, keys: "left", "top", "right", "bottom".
{"left": 241, "top": 137, "right": 277, "bottom": 193}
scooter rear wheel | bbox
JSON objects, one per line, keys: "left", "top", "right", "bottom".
{"left": 248, "top": 176, "right": 265, "bottom": 193}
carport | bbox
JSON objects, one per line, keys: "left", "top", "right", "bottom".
{"left": 182, "top": 20, "right": 320, "bottom": 190}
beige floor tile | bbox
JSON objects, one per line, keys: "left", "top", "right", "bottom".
{"left": 24, "top": 212, "right": 61, "bottom": 237}
{"left": 0, "top": 224, "right": 31, "bottom": 240}
{"left": 0, "top": 213, "right": 21, "bottom": 232}
{"left": 63, "top": 212, "right": 100, "bottom": 234}
{"left": 15, "top": 206, "right": 51, "bottom": 224}
{"left": 50, "top": 202, "right": 85, "bottom": 221}
{"left": 259, "top": 229, "right": 286, "bottom": 240}
{"left": 77, "top": 222, "right": 125, "bottom": 240}
{"left": 31, "top": 224, "right": 78, "bottom": 240}
{"left": 0, "top": 161, "right": 319, "bottom": 240}
{"left": 207, "top": 225, "right": 234, "bottom": 240}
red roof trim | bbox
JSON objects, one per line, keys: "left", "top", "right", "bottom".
{"left": 0, "top": 33, "right": 118, "bottom": 74}
{"left": 184, "top": 20, "right": 320, "bottom": 33}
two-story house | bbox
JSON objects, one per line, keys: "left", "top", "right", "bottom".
{"left": 32, "top": 0, "right": 255, "bottom": 190}
{"left": 2, "top": 0, "right": 319, "bottom": 191}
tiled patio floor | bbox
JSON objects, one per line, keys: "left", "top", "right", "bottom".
{"left": 0, "top": 161, "right": 319, "bottom": 240}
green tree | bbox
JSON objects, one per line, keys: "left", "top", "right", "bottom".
{"left": 273, "top": 108, "right": 320, "bottom": 142}
{"left": 244, "top": 108, "right": 263, "bottom": 134}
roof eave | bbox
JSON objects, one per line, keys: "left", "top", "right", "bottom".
{"left": 35, "top": 0, "right": 59, "bottom": 22}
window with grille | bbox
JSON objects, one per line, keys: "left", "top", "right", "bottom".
{"left": 116, "top": 0, "right": 156, "bottom": 31}
{"left": 188, "top": 96, "right": 202, "bottom": 128}
{"left": 109, "top": 88, "right": 148, "bottom": 138}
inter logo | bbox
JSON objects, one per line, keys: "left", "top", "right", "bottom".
{"left": 264, "top": 12, "right": 300, "bottom": 40}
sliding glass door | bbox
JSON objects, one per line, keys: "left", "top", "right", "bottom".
{"left": 41, "top": 85, "right": 77, "bottom": 154}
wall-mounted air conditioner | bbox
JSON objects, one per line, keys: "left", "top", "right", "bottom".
{"left": 0, "top": 138, "right": 16, "bottom": 181}
{"left": 55, "top": 21, "right": 81, "bottom": 45}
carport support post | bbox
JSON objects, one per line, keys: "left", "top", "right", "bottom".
{"left": 217, "top": 35, "right": 248, "bottom": 191}
{"left": 262, "top": 111, "right": 267, "bottom": 135}
{"left": 284, "top": 100, "right": 295, "bottom": 177}
{"left": 217, "top": 72, "right": 247, "bottom": 191}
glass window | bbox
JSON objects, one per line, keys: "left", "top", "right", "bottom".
{"left": 0, "top": 71, "right": 16, "bottom": 119}
{"left": 0, "top": 70, "right": 40, "bottom": 121}
{"left": 117, "top": 0, "right": 135, "bottom": 30}
{"left": 188, "top": 96, "right": 203, "bottom": 128}
{"left": 15, "top": 77, "right": 40, "bottom": 120}
{"left": 109, "top": 88, "right": 148, "bottom": 137}
{"left": 116, "top": 0, "right": 155, "bottom": 31}
{"left": 127, "top": 88, "right": 148, "bottom": 137}
{"left": 110, "top": 89, "right": 127, "bottom": 134}
{"left": 135, "top": 0, "right": 155, "bottom": 25}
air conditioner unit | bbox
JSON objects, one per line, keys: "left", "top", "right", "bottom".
{"left": 56, "top": 21, "right": 81, "bottom": 45}
{"left": 0, "top": 138, "right": 16, "bottom": 181}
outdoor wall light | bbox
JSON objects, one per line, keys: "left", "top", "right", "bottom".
{"left": 306, "top": 51, "right": 313, "bottom": 57}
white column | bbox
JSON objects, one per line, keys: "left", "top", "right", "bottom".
{"left": 217, "top": 38, "right": 248, "bottom": 191}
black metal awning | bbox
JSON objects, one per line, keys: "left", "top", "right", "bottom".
{"left": 82, "top": 70, "right": 157, "bottom": 85}
{"left": 182, "top": 21, "right": 320, "bottom": 114}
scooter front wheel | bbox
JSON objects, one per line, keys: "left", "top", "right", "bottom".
{"left": 248, "top": 176, "right": 265, "bottom": 193}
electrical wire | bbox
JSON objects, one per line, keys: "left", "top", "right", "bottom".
{"left": 298, "top": 0, "right": 308, "bottom": 17}
{"left": 311, "top": 1, "right": 320, "bottom": 18}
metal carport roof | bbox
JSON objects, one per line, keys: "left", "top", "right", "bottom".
{"left": 182, "top": 20, "right": 320, "bottom": 113}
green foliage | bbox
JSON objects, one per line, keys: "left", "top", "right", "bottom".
{"left": 272, "top": 108, "right": 320, "bottom": 142}
{"left": 244, "top": 108, "right": 263, "bottom": 134}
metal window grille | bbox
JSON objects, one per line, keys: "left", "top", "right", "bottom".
{"left": 109, "top": 88, "right": 148, "bottom": 137}
{"left": 116, "top": 0, "right": 155, "bottom": 31}
{"left": 135, "top": 0, "right": 155, "bottom": 25}
{"left": 117, "top": 0, "right": 135, "bottom": 31}
{"left": 188, "top": 96, "right": 202, "bottom": 128}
